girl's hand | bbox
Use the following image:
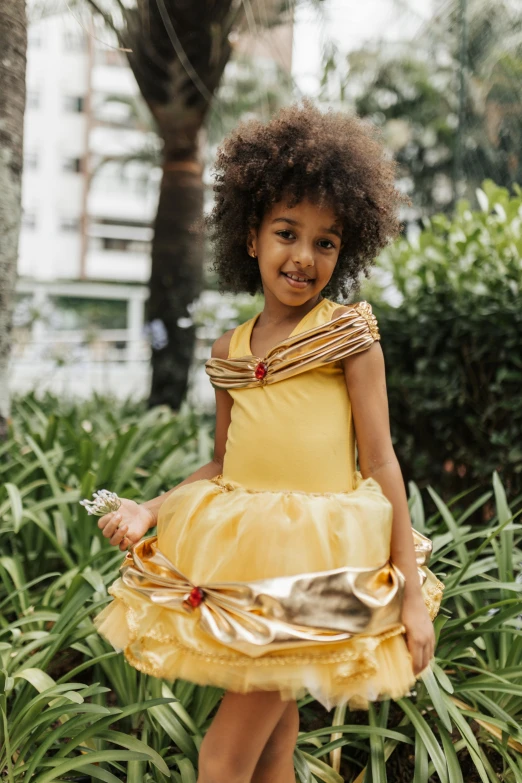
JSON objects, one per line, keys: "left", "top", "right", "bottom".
{"left": 401, "top": 594, "right": 436, "bottom": 676}
{"left": 97, "top": 499, "right": 156, "bottom": 551}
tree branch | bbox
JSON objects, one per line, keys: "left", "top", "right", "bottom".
{"left": 83, "top": 0, "right": 121, "bottom": 41}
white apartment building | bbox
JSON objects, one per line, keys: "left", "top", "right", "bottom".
{"left": 14, "top": 13, "right": 156, "bottom": 399}
{"left": 14, "top": 7, "right": 293, "bottom": 401}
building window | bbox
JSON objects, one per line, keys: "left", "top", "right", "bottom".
{"left": 98, "top": 217, "right": 151, "bottom": 229}
{"left": 22, "top": 210, "right": 37, "bottom": 230}
{"left": 50, "top": 296, "right": 127, "bottom": 330}
{"left": 64, "top": 95, "right": 85, "bottom": 113}
{"left": 103, "top": 238, "right": 127, "bottom": 251}
{"left": 62, "top": 157, "right": 82, "bottom": 173}
{"left": 24, "top": 151, "right": 39, "bottom": 170}
{"left": 60, "top": 216, "right": 81, "bottom": 231}
{"left": 26, "top": 90, "right": 40, "bottom": 110}
{"left": 101, "top": 237, "right": 150, "bottom": 252}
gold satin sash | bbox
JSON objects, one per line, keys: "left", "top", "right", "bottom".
{"left": 120, "top": 530, "right": 442, "bottom": 658}
{"left": 205, "top": 301, "right": 380, "bottom": 390}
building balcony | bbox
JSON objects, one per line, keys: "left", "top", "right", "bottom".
{"left": 86, "top": 249, "right": 151, "bottom": 282}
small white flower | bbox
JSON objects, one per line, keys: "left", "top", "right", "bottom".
{"left": 177, "top": 317, "right": 193, "bottom": 329}
{"left": 80, "top": 489, "right": 121, "bottom": 516}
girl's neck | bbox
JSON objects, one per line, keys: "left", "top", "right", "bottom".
{"left": 257, "top": 291, "right": 324, "bottom": 329}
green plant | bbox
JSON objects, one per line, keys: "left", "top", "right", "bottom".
{"left": 1, "top": 392, "right": 212, "bottom": 576}
{"left": 1, "top": 396, "right": 521, "bottom": 780}
{"left": 0, "top": 394, "right": 219, "bottom": 780}
{"left": 373, "top": 180, "right": 522, "bottom": 502}
{"left": 294, "top": 473, "right": 522, "bottom": 782}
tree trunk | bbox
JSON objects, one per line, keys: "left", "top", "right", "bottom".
{"left": 147, "top": 154, "right": 204, "bottom": 409}
{"left": 0, "top": 0, "right": 26, "bottom": 440}
{"left": 121, "top": 1, "right": 236, "bottom": 409}
{"left": 87, "top": 1, "right": 283, "bottom": 408}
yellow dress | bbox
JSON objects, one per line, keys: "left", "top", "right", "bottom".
{"left": 95, "top": 298, "right": 444, "bottom": 710}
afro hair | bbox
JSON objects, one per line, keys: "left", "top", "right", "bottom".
{"left": 205, "top": 98, "right": 409, "bottom": 300}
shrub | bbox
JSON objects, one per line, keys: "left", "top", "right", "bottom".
{"left": 374, "top": 180, "right": 522, "bottom": 503}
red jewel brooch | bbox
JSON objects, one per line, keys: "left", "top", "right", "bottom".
{"left": 184, "top": 586, "right": 205, "bottom": 609}
{"left": 254, "top": 362, "right": 268, "bottom": 380}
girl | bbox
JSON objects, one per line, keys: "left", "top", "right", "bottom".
{"left": 94, "top": 99, "right": 444, "bottom": 783}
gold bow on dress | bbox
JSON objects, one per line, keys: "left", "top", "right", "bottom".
{"left": 205, "top": 301, "right": 380, "bottom": 390}
{"left": 120, "top": 532, "right": 443, "bottom": 658}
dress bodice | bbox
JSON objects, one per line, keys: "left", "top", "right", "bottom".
{"left": 221, "top": 298, "right": 368, "bottom": 493}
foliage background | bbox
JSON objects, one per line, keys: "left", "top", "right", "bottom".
{"left": 370, "top": 181, "right": 522, "bottom": 503}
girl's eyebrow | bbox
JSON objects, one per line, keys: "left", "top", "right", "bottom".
{"left": 271, "top": 217, "right": 342, "bottom": 240}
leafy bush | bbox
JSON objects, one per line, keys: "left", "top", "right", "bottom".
{"left": 1, "top": 396, "right": 522, "bottom": 781}
{"left": 374, "top": 180, "right": 522, "bottom": 503}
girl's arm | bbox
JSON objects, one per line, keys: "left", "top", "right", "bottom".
{"left": 98, "top": 331, "right": 234, "bottom": 548}
{"left": 341, "top": 338, "right": 435, "bottom": 674}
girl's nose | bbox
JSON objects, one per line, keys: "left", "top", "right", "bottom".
{"left": 294, "top": 257, "right": 314, "bottom": 270}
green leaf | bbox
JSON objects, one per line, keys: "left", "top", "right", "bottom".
{"left": 413, "top": 728, "right": 428, "bottom": 783}
{"left": 97, "top": 729, "right": 170, "bottom": 774}
{"left": 293, "top": 747, "right": 314, "bottom": 783}
{"left": 176, "top": 757, "right": 197, "bottom": 783}
{"left": 442, "top": 695, "right": 490, "bottom": 783}
{"left": 149, "top": 704, "right": 198, "bottom": 762}
{"left": 24, "top": 435, "right": 73, "bottom": 526}
{"left": 67, "top": 764, "right": 123, "bottom": 783}
{"left": 368, "top": 703, "right": 387, "bottom": 783}
{"left": 420, "top": 666, "right": 452, "bottom": 732}
{"left": 427, "top": 487, "right": 468, "bottom": 565}
{"left": 14, "top": 668, "right": 56, "bottom": 692}
{"left": 431, "top": 662, "right": 454, "bottom": 694}
{"left": 396, "top": 699, "right": 448, "bottom": 783}
{"left": 437, "top": 722, "right": 464, "bottom": 783}
{"left": 3, "top": 484, "right": 23, "bottom": 533}
{"left": 297, "top": 749, "right": 343, "bottom": 783}
{"left": 33, "top": 751, "right": 151, "bottom": 783}
{"left": 161, "top": 682, "right": 200, "bottom": 735}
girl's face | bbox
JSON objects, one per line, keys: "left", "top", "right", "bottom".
{"left": 247, "top": 197, "right": 343, "bottom": 307}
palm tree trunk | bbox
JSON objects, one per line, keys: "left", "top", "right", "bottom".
{"left": 147, "top": 155, "right": 204, "bottom": 408}
{"left": 84, "top": 0, "right": 250, "bottom": 408}
{"left": 0, "top": 0, "right": 26, "bottom": 440}
{"left": 121, "top": 1, "right": 237, "bottom": 409}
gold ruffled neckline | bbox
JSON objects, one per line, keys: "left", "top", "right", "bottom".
{"left": 206, "top": 300, "right": 380, "bottom": 390}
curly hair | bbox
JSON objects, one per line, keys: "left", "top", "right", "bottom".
{"left": 205, "top": 98, "right": 410, "bottom": 300}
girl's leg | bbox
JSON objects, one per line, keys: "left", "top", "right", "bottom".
{"left": 251, "top": 700, "right": 299, "bottom": 783}
{"left": 197, "top": 690, "right": 295, "bottom": 783}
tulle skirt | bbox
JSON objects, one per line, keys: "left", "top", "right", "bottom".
{"left": 95, "top": 473, "right": 444, "bottom": 710}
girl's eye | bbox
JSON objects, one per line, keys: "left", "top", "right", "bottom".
{"left": 276, "top": 231, "right": 336, "bottom": 250}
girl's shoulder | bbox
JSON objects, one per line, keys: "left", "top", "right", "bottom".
{"left": 211, "top": 315, "right": 256, "bottom": 360}
{"left": 211, "top": 328, "right": 236, "bottom": 360}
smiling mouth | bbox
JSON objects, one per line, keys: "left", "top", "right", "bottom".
{"left": 281, "top": 272, "right": 315, "bottom": 284}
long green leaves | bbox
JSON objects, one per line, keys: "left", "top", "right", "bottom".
{"left": 2, "top": 395, "right": 521, "bottom": 780}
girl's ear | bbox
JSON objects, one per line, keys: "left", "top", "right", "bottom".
{"left": 246, "top": 228, "right": 257, "bottom": 258}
